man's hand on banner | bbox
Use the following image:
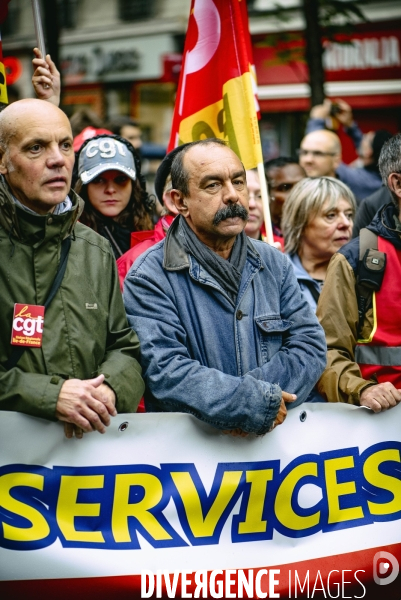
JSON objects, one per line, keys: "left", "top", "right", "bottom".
{"left": 222, "top": 391, "right": 297, "bottom": 437}
{"left": 32, "top": 47, "right": 61, "bottom": 107}
{"left": 360, "top": 382, "right": 401, "bottom": 413}
{"left": 221, "top": 428, "right": 249, "bottom": 437}
{"left": 270, "top": 391, "right": 297, "bottom": 431}
{"left": 56, "top": 374, "right": 117, "bottom": 439}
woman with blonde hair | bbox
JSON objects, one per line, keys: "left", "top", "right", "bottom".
{"left": 282, "top": 177, "right": 356, "bottom": 310}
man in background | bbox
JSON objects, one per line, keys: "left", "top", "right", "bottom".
{"left": 107, "top": 116, "right": 143, "bottom": 150}
{"left": 264, "top": 157, "right": 305, "bottom": 238}
{"left": 304, "top": 98, "right": 392, "bottom": 201}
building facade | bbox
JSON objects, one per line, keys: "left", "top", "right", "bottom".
{"left": 249, "top": 0, "right": 401, "bottom": 160}
{"left": 2, "top": 0, "right": 190, "bottom": 146}
{"left": 2, "top": 0, "right": 401, "bottom": 156}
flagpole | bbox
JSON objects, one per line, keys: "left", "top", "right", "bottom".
{"left": 256, "top": 162, "right": 274, "bottom": 246}
{"left": 31, "top": 0, "right": 46, "bottom": 59}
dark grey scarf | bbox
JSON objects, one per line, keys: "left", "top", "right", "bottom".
{"left": 179, "top": 216, "right": 248, "bottom": 305}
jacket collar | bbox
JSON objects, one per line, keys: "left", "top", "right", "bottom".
{"left": 0, "top": 175, "right": 84, "bottom": 246}
{"left": 163, "top": 214, "right": 262, "bottom": 272}
{"left": 367, "top": 202, "right": 401, "bottom": 251}
{"left": 163, "top": 214, "right": 190, "bottom": 271}
{"left": 289, "top": 253, "right": 316, "bottom": 283}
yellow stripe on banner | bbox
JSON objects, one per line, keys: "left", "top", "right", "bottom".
{"left": 178, "top": 72, "right": 262, "bottom": 170}
{"left": 0, "top": 62, "right": 8, "bottom": 104}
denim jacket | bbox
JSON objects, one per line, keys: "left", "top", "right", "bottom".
{"left": 123, "top": 217, "right": 327, "bottom": 434}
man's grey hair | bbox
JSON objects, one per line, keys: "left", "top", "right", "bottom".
{"left": 282, "top": 176, "right": 356, "bottom": 255}
{"left": 171, "top": 138, "right": 228, "bottom": 197}
{"left": 378, "top": 134, "right": 401, "bottom": 204}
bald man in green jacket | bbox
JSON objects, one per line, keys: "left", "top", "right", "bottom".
{"left": 0, "top": 99, "right": 144, "bottom": 438}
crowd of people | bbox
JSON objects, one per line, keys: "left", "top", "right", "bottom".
{"left": 0, "top": 49, "right": 400, "bottom": 439}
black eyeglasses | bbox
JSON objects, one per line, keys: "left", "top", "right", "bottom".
{"left": 297, "top": 149, "right": 336, "bottom": 158}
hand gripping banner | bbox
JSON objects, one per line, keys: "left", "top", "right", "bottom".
{"left": 0, "top": 404, "right": 400, "bottom": 599}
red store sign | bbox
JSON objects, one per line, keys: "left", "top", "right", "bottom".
{"left": 253, "top": 21, "right": 401, "bottom": 86}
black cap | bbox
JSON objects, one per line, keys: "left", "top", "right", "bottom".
{"left": 154, "top": 143, "right": 192, "bottom": 203}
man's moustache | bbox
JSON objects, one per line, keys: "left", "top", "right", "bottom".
{"left": 213, "top": 204, "right": 249, "bottom": 226}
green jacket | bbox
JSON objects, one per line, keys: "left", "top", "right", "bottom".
{"left": 0, "top": 178, "right": 144, "bottom": 420}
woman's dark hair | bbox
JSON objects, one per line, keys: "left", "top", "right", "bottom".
{"left": 74, "top": 134, "right": 154, "bottom": 232}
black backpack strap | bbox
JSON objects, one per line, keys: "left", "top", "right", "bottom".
{"left": 43, "top": 236, "right": 72, "bottom": 308}
{"left": 302, "top": 279, "right": 321, "bottom": 305}
{"left": 356, "top": 229, "right": 386, "bottom": 337}
{"left": 5, "top": 236, "right": 72, "bottom": 370}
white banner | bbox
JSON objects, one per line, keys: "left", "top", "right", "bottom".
{"left": 0, "top": 404, "right": 400, "bottom": 599}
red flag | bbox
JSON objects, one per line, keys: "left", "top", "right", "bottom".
{"left": 168, "top": 0, "right": 262, "bottom": 170}
{"left": 238, "top": 0, "right": 260, "bottom": 118}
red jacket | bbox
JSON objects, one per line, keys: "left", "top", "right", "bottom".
{"left": 117, "top": 215, "right": 175, "bottom": 291}
{"left": 356, "top": 235, "right": 401, "bottom": 388}
{"left": 261, "top": 223, "right": 284, "bottom": 248}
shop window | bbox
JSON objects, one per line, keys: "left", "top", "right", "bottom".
{"left": 58, "top": 0, "right": 78, "bottom": 30}
{"left": 118, "top": 0, "right": 155, "bottom": 21}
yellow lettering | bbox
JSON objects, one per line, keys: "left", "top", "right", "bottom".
{"left": 0, "top": 472, "right": 50, "bottom": 542}
{"left": 178, "top": 99, "right": 224, "bottom": 146}
{"left": 15, "top": 306, "right": 31, "bottom": 318}
{"left": 238, "top": 469, "right": 273, "bottom": 534}
{"left": 57, "top": 475, "right": 104, "bottom": 543}
{"left": 364, "top": 449, "right": 401, "bottom": 515}
{"left": 325, "top": 456, "right": 364, "bottom": 524}
{"left": 275, "top": 462, "right": 320, "bottom": 530}
{"left": 171, "top": 470, "right": 242, "bottom": 538}
{"left": 112, "top": 473, "right": 171, "bottom": 543}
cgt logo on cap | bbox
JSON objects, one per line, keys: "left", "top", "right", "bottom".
{"left": 373, "top": 551, "right": 399, "bottom": 586}
{"left": 78, "top": 137, "right": 137, "bottom": 184}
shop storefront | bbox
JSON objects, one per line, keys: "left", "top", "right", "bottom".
{"left": 60, "top": 33, "right": 178, "bottom": 146}
{"left": 253, "top": 20, "right": 401, "bottom": 160}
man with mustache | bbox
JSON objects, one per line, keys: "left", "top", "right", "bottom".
{"left": 0, "top": 99, "right": 144, "bottom": 438}
{"left": 124, "top": 139, "right": 326, "bottom": 435}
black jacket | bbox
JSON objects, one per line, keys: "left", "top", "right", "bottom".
{"left": 352, "top": 186, "right": 393, "bottom": 238}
